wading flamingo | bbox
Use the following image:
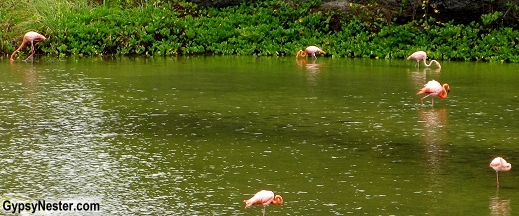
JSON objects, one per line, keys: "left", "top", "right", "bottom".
{"left": 417, "top": 80, "right": 450, "bottom": 107}
{"left": 10, "top": 31, "right": 46, "bottom": 62}
{"left": 407, "top": 51, "right": 441, "bottom": 68}
{"left": 244, "top": 190, "right": 283, "bottom": 216}
{"left": 296, "top": 46, "right": 326, "bottom": 59}
{"left": 490, "top": 157, "right": 512, "bottom": 186}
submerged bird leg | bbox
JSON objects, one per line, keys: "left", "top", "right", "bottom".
{"left": 420, "top": 94, "right": 431, "bottom": 105}
{"left": 24, "top": 41, "right": 36, "bottom": 62}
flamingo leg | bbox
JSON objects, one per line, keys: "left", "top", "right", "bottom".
{"left": 24, "top": 55, "right": 32, "bottom": 62}
{"left": 420, "top": 94, "right": 431, "bottom": 105}
{"left": 496, "top": 171, "right": 500, "bottom": 186}
{"left": 262, "top": 206, "right": 266, "bottom": 216}
{"left": 24, "top": 41, "right": 35, "bottom": 62}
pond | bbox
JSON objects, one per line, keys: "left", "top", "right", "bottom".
{"left": 1, "top": 56, "right": 518, "bottom": 215}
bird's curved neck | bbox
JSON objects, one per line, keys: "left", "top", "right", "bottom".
{"left": 298, "top": 51, "right": 307, "bottom": 57}
{"left": 438, "top": 88, "right": 448, "bottom": 99}
{"left": 271, "top": 194, "right": 283, "bottom": 205}
{"left": 422, "top": 59, "right": 440, "bottom": 67}
{"left": 10, "top": 39, "right": 29, "bottom": 60}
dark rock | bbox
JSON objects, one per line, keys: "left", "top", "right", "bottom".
{"left": 184, "top": 0, "right": 519, "bottom": 25}
{"left": 186, "top": 0, "right": 243, "bottom": 7}
{"left": 324, "top": 0, "right": 519, "bottom": 24}
{"left": 431, "top": 0, "right": 519, "bottom": 24}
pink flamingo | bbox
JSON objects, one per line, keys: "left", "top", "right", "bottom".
{"left": 296, "top": 46, "right": 326, "bottom": 58}
{"left": 417, "top": 80, "right": 450, "bottom": 107}
{"left": 244, "top": 190, "right": 283, "bottom": 216}
{"left": 490, "top": 157, "right": 512, "bottom": 186}
{"left": 407, "top": 51, "right": 441, "bottom": 68}
{"left": 10, "top": 31, "right": 46, "bottom": 62}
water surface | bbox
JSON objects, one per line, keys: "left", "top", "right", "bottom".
{"left": 1, "top": 56, "right": 518, "bottom": 215}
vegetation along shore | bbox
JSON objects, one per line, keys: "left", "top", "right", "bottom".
{"left": 3, "top": 0, "right": 519, "bottom": 62}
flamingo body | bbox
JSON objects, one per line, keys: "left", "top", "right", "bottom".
{"left": 407, "top": 51, "right": 441, "bottom": 68}
{"left": 490, "top": 157, "right": 511, "bottom": 186}
{"left": 244, "top": 190, "right": 283, "bottom": 216}
{"left": 10, "top": 31, "right": 46, "bottom": 62}
{"left": 296, "top": 46, "right": 326, "bottom": 58}
{"left": 417, "top": 80, "right": 450, "bottom": 106}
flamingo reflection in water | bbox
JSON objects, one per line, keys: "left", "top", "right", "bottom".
{"left": 418, "top": 107, "right": 449, "bottom": 211}
{"left": 296, "top": 58, "right": 322, "bottom": 85}
{"left": 419, "top": 107, "right": 449, "bottom": 176}
{"left": 489, "top": 187, "right": 511, "bottom": 216}
{"left": 9, "top": 61, "right": 41, "bottom": 94}
{"left": 296, "top": 58, "right": 321, "bottom": 72}
{"left": 408, "top": 67, "right": 442, "bottom": 78}
{"left": 408, "top": 66, "right": 441, "bottom": 87}
{"left": 408, "top": 68, "right": 442, "bottom": 105}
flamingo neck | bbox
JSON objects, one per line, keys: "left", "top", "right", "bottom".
{"left": 272, "top": 195, "right": 283, "bottom": 205}
{"left": 422, "top": 59, "right": 441, "bottom": 68}
{"left": 296, "top": 50, "right": 308, "bottom": 58}
{"left": 500, "top": 158, "right": 512, "bottom": 170}
{"left": 438, "top": 88, "right": 448, "bottom": 99}
{"left": 10, "top": 39, "right": 28, "bottom": 60}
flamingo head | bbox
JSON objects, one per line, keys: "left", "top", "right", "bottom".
{"left": 443, "top": 84, "right": 450, "bottom": 93}
{"left": 503, "top": 163, "right": 512, "bottom": 171}
{"left": 500, "top": 157, "right": 512, "bottom": 171}
{"left": 295, "top": 50, "right": 304, "bottom": 58}
{"left": 272, "top": 195, "right": 283, "bottom": 205}
{"left": 34, "top": 34, "right": 47, "bottom": 42}
{"left": 243, "top": 199, "right": 252, "bottom": 208}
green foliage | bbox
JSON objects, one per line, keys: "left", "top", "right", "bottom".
{"left": 0, "top": 0, "right": 90, "bottom": 55}
{"left": 3, "top": 0, "right": 519, "bottom": 63}
{"left": 482, "top": 11, "right": 502, "bottom": 26}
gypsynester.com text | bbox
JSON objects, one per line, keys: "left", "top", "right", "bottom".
{"left": 2, "top": 200, "right": 100, "bottom": 214}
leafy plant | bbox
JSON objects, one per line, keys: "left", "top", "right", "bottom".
{"left": 3, "top": 0, "right": 519, "bottom": 62}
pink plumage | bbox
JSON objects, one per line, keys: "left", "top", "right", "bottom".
{"left": 10, "top": 31, "right": 46, "bottom": 62}
{"left": 296, "top": 46, "right": 326, "bottom": 58}
{"left": 244, "top": 190, "right": 283, "bottom": 216}
{"left": 417, "top": 80, "right": 450, "bottom": 106}
{"left": 407, "top": 51, "right": 441, "bottom": 68}
{"left": 490, "top": 157, "right": 512, "bottom": 186}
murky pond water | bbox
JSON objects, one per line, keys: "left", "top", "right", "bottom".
{"left": 1, "top": 56, "right": 518, "bottom": 215}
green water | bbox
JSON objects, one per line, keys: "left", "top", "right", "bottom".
{"left": 0, "top": 56, "right": 518, "bottom": 215}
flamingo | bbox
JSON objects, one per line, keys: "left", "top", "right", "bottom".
{"left": 10, "top": 31, "right": 46, "bottom": 62}
{"left": 244, "top": 190, "right": 283, "bottom": 216}
{"left": 417, "top": 80, "right": 450, "bottom": 107}
{"left": 407, "top": 51, "right": 441, "bottom": 68}
{"left": 490, "top": 157, "right": 512, "bottom": 186}
{"left": 296, "top": 46, "right": 326, "bottom": 59}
